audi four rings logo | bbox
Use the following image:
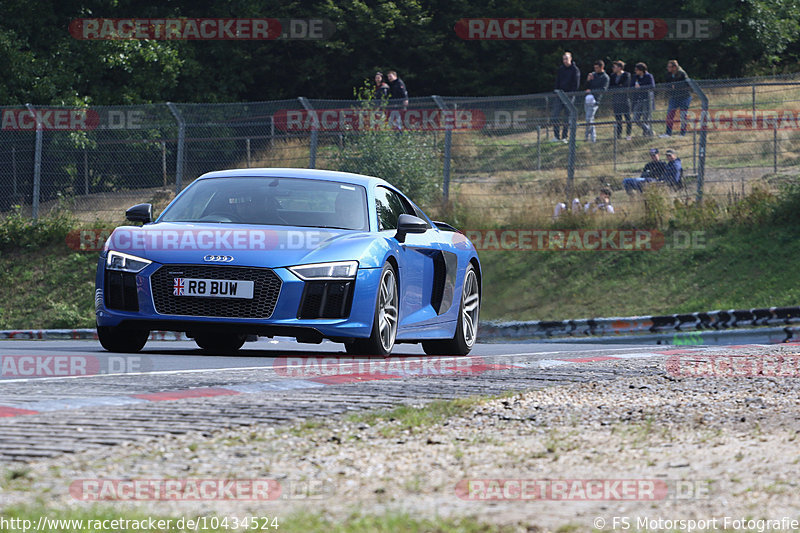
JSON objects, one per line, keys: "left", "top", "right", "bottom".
{"left": 203, "top": 255, "right": 234, "bottom": 262}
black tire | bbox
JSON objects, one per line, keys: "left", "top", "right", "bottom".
{"left": 194, "top": 333, "right": 246, "bottom": 354}
{"left": 97, "top": 324, "right": 149, "bottom": 353}
{"left": 345, "top": 262, "right": 398, "bottom": 356}
{"left": 422, "top": 264, "right": 480, "bottom": 356}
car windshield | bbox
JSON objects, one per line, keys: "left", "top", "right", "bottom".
{"left": 159, "top": 177, "right": 369, "bottom": 230}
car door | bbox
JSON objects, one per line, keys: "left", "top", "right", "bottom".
{"left": 374, "top": 186, "right": 440, "bottom": 330}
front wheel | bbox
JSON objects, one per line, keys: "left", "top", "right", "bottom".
{"left": 346, "top": 263, "right": 398, "bottom": 356}
{"left": 422, "top": 264, "right": 480, "bottom": 356}
{"left": 97, "top": 323, "right": 149, "bottom": 353}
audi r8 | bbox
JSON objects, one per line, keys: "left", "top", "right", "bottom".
{"left": 95, "top": 168, "right": 481, "bottom": 355}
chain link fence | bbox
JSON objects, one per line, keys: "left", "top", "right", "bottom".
{"left": 1, "top": 73, "right": 799, "bottom": 222}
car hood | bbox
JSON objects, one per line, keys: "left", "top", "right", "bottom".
{"left": 104, "top": 222, "right": 382, "bottom": 268}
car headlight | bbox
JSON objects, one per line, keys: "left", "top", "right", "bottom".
{"left": 288, "top": 261, "right": 358, "bottom": 280}
{"left": 106, "top": 250, "right": 151, "bottom": 273}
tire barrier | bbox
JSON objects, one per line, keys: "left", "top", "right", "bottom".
{"left": 479, "top": 306, "right": 800, "bottom": 340}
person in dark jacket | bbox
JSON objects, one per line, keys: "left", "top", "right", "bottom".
{"left": 386, "top": 70, "right": 408, "bottom": 109}
{"left": 622, "top": 148, "right": 670, "bottom": 193}
{"left": 550, "top": 52, "right": 580, "bottom": 142}
{"left": 664, "top": 149, "right": 683, "bottom": 188}
{"left": 609, "top": 60, "right": 632, "bottom": 140}
{"left": 662, "top": 60, "right": 691, "bottom": 136}
{"left": 374, "top": 72, "right": 390, "bottom": 100}
{"left": 631, "top": 62, "right": 655, "bottom": 137}
{"left": 584, "top": 59, "right": 609, "bottom": 142}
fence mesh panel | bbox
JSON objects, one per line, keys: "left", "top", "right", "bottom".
{"left": 2, "top": 74, "right": 799, "bottom": 222}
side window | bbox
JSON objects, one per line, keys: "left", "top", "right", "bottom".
{"left": 375, "top": 186, "right": 414, "bottom": 230}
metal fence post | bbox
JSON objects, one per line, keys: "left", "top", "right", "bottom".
{"left": 166, "top": 102, "right": 185, "bottom": 194}
{"left": 161, "top": 141, "right": 167, "bottom": 187}
{"left": 687, "top": 80, "right": 707, "bottom": 203}
{"left": 432, "top": 96, "right": 452, "bottom": 202}
{"left": 25, "top": 103, "right": 42, "bottom": 220}
{"left": 299, "top": 97, "right": 317, "bottom": 168}
{"left": 774, "top": 124, "right": 778, "bottom": 173}
{"left": 555, "top": 90, "right": 577, "bottom": 202}
{"left": 83, "top": 150, "right": 89, "bottom": 195}
{"left": 246, "top": 138, "right": 251, "bottom": 168}
{"left": 536, "top": 125, "right": 541, "bottom": 171}
{"left": 270, "top": 115, "right": 275, "bottom": 148}
{"left": 11, "top": 146, "right": 17, "bottom": 198}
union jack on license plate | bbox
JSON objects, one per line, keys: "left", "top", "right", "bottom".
{"left": 173, "top": 278, "right": 185, "bottom": 296}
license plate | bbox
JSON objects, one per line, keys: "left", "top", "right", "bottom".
{"left": 172, "top": 278, "right": 254, "bottom": 299}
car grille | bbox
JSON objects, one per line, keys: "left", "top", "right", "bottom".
{"left": 150, "top": 265, "right": 281, "bottom": 319}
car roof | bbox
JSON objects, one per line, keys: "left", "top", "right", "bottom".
{"left": 195, "top": 168, "right": 394, "bottom": 190}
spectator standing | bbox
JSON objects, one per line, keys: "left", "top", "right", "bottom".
{"left": 664, "top": 149, "right": 683, "bottom": 188}
{"left": 374, "top": 72, "right": 390, "bottom": 100}
{"left": 609, "top": 60, "right": 632, "bottom": 140}
{"left": 631, "top": 62, "right": 655, "bottom": 137}
{"left": 386, "top": 70, "right": 409, "bottom": 109}
{"left": 584, "top": 59, "right": 609, "bottom": 143}
{"left": 550, "top": 52, "right": 580, "bottom": 142}
{"left": 622, "top": 148, "right": 669, "bottom": 193}
{"left": 661, "top": 60, "right": 691, "bottom": 137}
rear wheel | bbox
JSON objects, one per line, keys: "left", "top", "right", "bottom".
{"left": 346, "top": 263, "right": 398, "bottom": 356}
{"left": 97, "top": 323, "right": 149, "bottom": 353}
{"left": 194, "top": 333, "right": 246, "bottom": 354}
{"left": 422, "top": 264, "right": 479, "bottom": 356}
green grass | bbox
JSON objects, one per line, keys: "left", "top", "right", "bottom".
{"left": 345, "top": 397, "right": 484, "bottom": 437}
{"left": 0, "top": 245, "right": 97, "bottom": 329}
{"left": 480, "top": 222, "right": 800, "bottom": 321}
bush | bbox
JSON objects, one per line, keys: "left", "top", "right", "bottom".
{"left": 332, "top": 87, "right": 442, "bottom": 205}
{"left": 0, "top": 205, "right": 74, "bottom": 252}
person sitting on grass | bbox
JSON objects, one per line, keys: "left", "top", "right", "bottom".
{"left": 553, "top": 198, "right": 583, "bottom": 219}
{"left": 584, "top": 188, "right": 615, "bottom": 214}
{"left": 664, "top": 149, "right": 683, "bottom": 189}
{"left": 554, "top": 188, "right": 614, "bottom": 218}
{"left": 622, "top": 148, "right": 669, "bottom": 193}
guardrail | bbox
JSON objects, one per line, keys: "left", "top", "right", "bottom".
{"left": 479, "top": 306, "right": 800, "bottom": 340}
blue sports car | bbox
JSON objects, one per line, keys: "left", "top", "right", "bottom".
{"left": 95, "top": 168, "right": 481, "bottom": 355}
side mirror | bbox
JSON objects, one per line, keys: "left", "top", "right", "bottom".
{"left": 126, "top": 203, "right": 152, "bottom": 224}
{"left": 395, "top": 214, "right": 428, "bottom": 243}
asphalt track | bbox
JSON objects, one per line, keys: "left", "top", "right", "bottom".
{"left": 0, "top": 339, "right": 713, "bottom": 462}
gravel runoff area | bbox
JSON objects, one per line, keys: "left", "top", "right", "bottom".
{"left": 2, "top": 345, "right": 800, "bottom": 532}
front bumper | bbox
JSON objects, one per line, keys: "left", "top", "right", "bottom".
{"left": 95, "top": 261, "right": 379, "bottom": 340}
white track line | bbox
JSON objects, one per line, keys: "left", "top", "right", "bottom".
{"left": 0, "top": 346, "right": 703, "bottom": 384}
